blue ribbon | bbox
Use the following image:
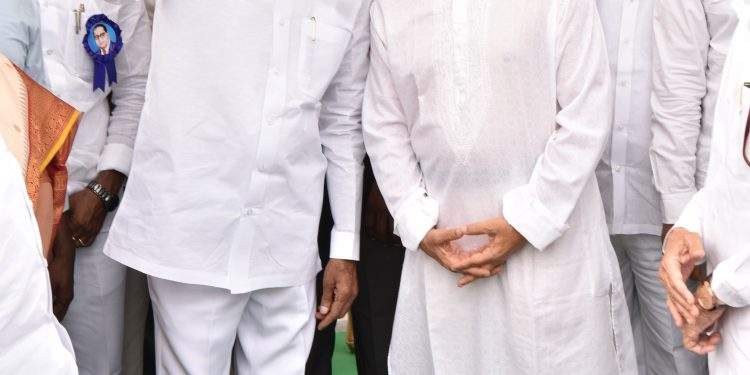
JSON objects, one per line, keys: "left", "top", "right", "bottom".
{"left": 93, "top": 59, "right": 118, "bottom": 91}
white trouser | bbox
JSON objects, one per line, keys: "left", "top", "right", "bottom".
{"left": 122, "top": 269, "right": 150, "bottom": 375}
{"left": 62, "top": 227, "right": 127, "bottom": 375}
{"left": 611, "top": 234, "right": 707, "bottom": 375}
{"left": 148, "top": 276, "right": 316, "bottom": 375}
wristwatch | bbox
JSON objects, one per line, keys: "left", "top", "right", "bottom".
{"left": 696, "top": 280, "right": 723, "bottom": 311}
{"left": 86, "top": 180, "right": 120, "bottom": 212}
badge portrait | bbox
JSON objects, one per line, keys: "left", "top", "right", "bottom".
{"left": 88, "top": 23, "right": 115, "bottom": 56}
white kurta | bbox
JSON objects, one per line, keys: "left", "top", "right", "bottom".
{"left": 674, "top": 5, "right": 750, "bottom": 372}
{"left": 363, "top": 0, "right": 636, "bottom": 374}
{"left": 0, "top": 132, "right": 76, "bottom": 374}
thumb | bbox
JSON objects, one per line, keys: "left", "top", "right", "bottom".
{"left": 317, "top": 275, "right": 335, "bottom": 318}
{"left": 685, "top": 233, "right": 705, "bottom": 262}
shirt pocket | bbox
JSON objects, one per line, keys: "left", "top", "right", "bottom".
{"left": 297, "top": 17, "right": 352, "bottom": 101}
{"left": 63, "top": 8, "right": 95, "bottom": 80}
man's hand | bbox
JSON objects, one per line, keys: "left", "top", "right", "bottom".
{"left": 681, "top": 306, "right": 726, "bottom": 355}
{"left": 49, "top": 214, "right": 76, "bottom": 321}
{"left": 451, "top": 217, "right": 526, "bottom": 287}
{"left": 68, "top": 170, "right": 124, "bottom": 247}
{"left": 316, "top": 259, "right": 358, "bottom": 330}
{"left": 659, "top": 227, "right": 705, "bottom": 327}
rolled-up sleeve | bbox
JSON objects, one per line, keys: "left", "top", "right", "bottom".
{"left": 502, "top": 0, "right": 613, "bottom": 251}
{"left": 650, "top": 0, "right": 710, "bottom": 224}
{"left": 319, "top": 1, "right": 371, "bottom": 261}
{"left": 97, "top": 3, "right": 151, "bottom": 176}
{"left": 362, "top": 3, "right": 439, "bottom": 252}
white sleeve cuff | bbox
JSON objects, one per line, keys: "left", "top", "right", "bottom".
{"left": 393, "top": 190, "right": 439, "bottom": 252}
{"left": 661, "top": 190, "right": 696, "bottom": 224}
{"left": 97, "top": 143, "right": 134, "bottom": 176}
{"left": 711, "top": 255, "right": 750, "bottom": 308}
{"left": 502, "top": 184, "right": 569, "bottom": 251}
{"left": 329, "top": 229, "right": 360, "bottom": 261}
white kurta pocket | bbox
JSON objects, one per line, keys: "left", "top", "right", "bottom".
{"left": 297, "top": 17, "right": 352, "bottom": 100}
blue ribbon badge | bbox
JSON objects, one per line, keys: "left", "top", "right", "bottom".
{"left": 82, "top": 14, "right": 123, "bottom": 91}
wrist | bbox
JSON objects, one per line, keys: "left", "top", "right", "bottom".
{"left": 86, "top": 180, "right": 120, "bottom": 212}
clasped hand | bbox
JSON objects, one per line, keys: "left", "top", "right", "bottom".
{"left": 419, "top": 217, "right": 526, "bottom": 287}
{"left": 659, "top": 227, "right": 724, "bottom": 354}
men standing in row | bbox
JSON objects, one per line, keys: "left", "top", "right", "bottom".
{"left": 596, "top": 0, "right": 707, "bottom": 373}
{"left": 103, "top": 1, "right": 371, "bottom": 374}
{"left": 40, "top": 1, "right": 152, "bottom": 374}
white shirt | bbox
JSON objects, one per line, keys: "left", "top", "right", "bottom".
{"left": 596, "top": 0, "right": 662, "bottom": 236}
{"left": 675, "top": 5, "right": 750, "bottom": 370}
{"left": 650, "top": 0, "right": 739, "bottom": 224}
{"left": 364, "top": 1, "right": 636, "bottom": 373}
{"left": 39, "top": 0, "right": 150, "bottom": 209}
{"left": 105, "top": 0, "right": 370, "bottom": 293}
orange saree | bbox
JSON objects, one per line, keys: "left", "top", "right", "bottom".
{"left": 0, "top": 55, "right": 79, "bottom": 256}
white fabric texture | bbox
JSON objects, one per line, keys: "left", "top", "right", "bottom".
{"left": 147, "top": 276, "right": 316, "bottom": 375}
{"left": 674, "top": 7, "right": 750, "bottom": 372}
{"left": 61, "top": 230, "right": 127, "bottom": 375}
{"left": 0, "top": 137, "right": 78, "bottom": 375}
{"left": 650, "top": 0, "right": 739, "bottom": 224}
{"left": 596, "top": 0, "right": 662, "bottom": 236}
{"left": 611, "top": 234, "right": 707, "bottom": 375}
{"left": 105, "top": 0, "right": 371, "bottom": 293}
{"left": 363, "top": 0, "right": 636, "bottom": 373}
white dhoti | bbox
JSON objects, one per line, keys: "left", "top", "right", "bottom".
{"left": 147, "top": 276, "right": 316, "bottom": 375}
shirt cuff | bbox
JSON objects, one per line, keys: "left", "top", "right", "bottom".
{"left": 661, "top": 190, "right": 696, "bottom": 224}
{"left": 329, "top": 229, "right": 360, "bottom": 261}
{"left": 393, "top": 190, "right": 439, "bottom": 252}
{"left": 711, "top": 258, "right": 748, "bottom": 308}
{"left": 502, "top": 184, "right": 569, "bottom": 251}
{"left": 97, "top": 143, "right": 134, "bottom": 176}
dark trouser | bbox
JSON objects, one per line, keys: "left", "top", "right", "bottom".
{"left": 351, "top": 236, "right": 405, "bottom": 375}
{"left": 305, "top": 194, "right": 336, "bottom": 375}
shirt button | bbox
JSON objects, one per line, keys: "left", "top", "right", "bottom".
{"left": 271, "top": 68, "right": 280, "bottom": 76}
{"left": 618, "top": 81, "right": 628, "bottom": 88}
{"left": 614, "top": 165, "right": 622, "bottom": 172}
{"left": 617, "top": 124, "right": 625, "bottom": 131}
{"left": 278, "top": 20, "right": 286, "bottom": 27}
{"left": 46, "top": 50, "right": 53, "bottom": 56}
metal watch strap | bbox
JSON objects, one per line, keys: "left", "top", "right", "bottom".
{"left": 86, "top": 181, "right": 119, "bottom": 212}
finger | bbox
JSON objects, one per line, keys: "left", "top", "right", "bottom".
{"left": 432, "top": 227, "right": 466, "bottom": 244}
{"left": 453, "top": 249, "right": 497, "bottom": 271}
{"left": 666, "top": 292, "right": 696, "bottom": 325}
{"left": 457, "top": 274, "right": 476, "bottom": 287}
{"left": 316, "top": 276, "right": 335, "bottom": 322}
{"left": 464, "top": 220, "right": 492, "bottom": 236}
{"left": 664, "top": 259, "right": 696, "bottom": 312}
{"left": 317, "top": 289, "right": 348, "bottom": 330}
{"left": 460, "top": 266, "right": 492, "bottom": 278}
{"left": 666, "top": 298, "right": 684, "bottom": 327}
{"left": 489, "top": 265, "right": 504, "bottom": 276}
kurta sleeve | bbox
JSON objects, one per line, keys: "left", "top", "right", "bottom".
{"left": 711, "top": 248, "right": 750, "bottom": 308}
{"left": 650, "top": 0, "right": 710, "bottom": 224}
{"left": 318, "top": 1, "right": 370, "bottom": 261}
{"left": 362, "top": 3, "right": 439, "bottom": 252}
{"left": 97, "top": 3, "right": 151, "bottom": 176}
{"left": 502, "top": 0, "right": 612, "bottom": 251}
